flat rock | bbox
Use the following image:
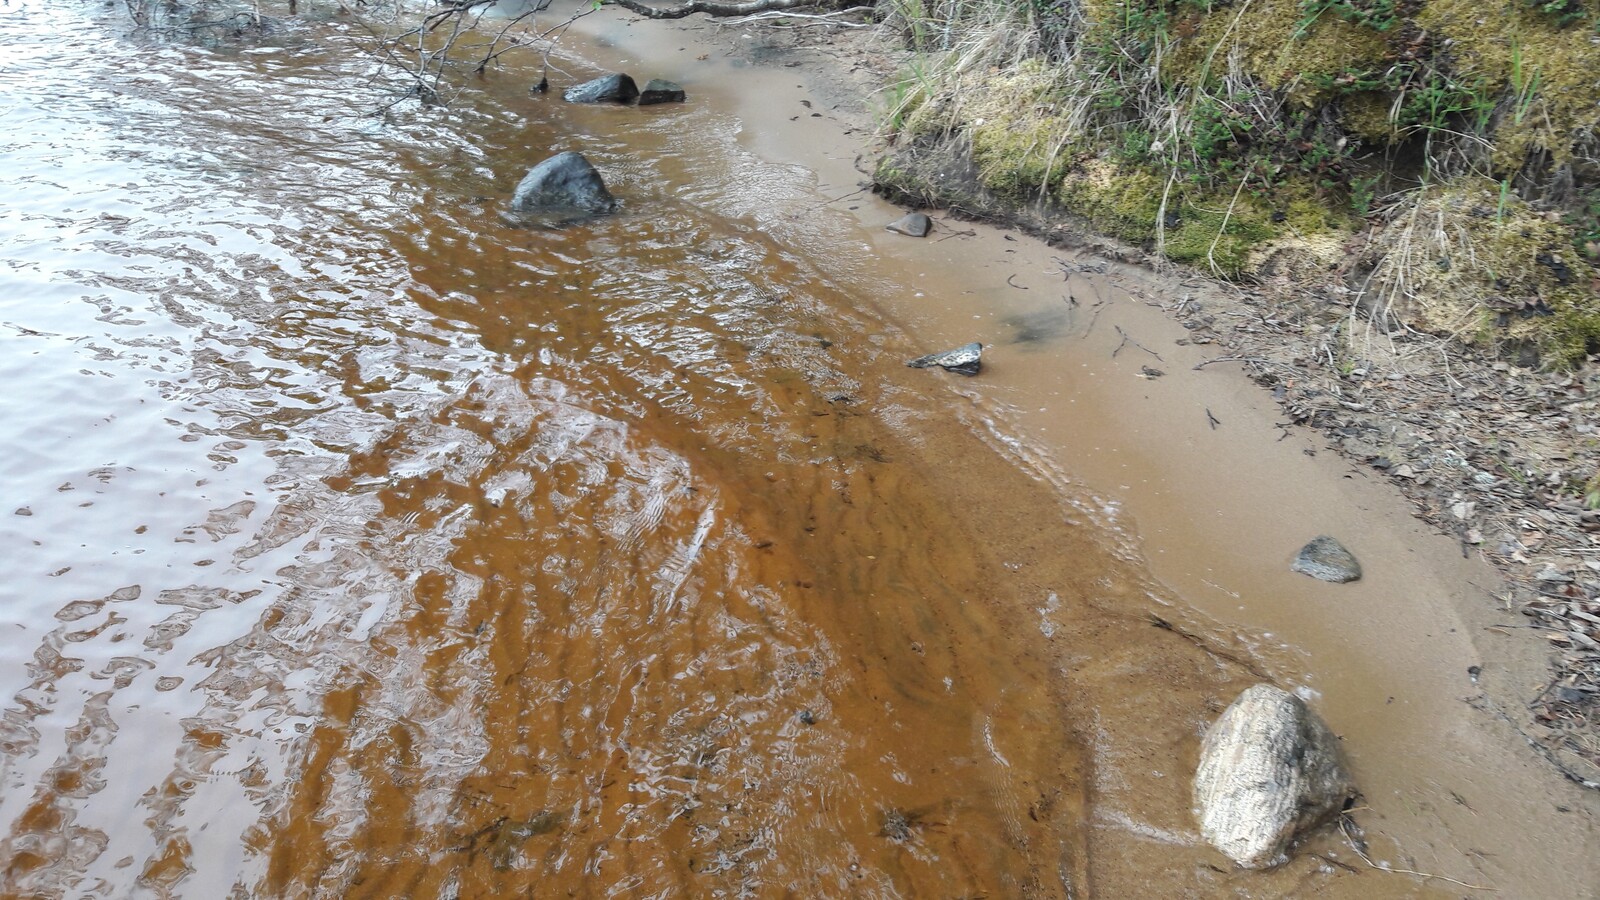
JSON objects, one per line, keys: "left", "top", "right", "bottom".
{"left": 638, "top": 78, "right": 686, "bottom": 105}
{"left": 1291, "top": 536, "right": 1362, "bottom": 583}
{"left": 563, "top": 73, "right": 639, "bottom": 104}
{"left": 907, "top": 342, "right": 981, "bottom": 376}
{"left": 509, "top": 151, "right": 617, "bottom": 222}
{"left": 886, "top": 212, "right": 932, "bottom": 237}
{"left": 1194, "top": 685, "right": 1354, "bottom": 869}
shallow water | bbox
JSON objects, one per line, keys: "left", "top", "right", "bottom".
{"left": 0, "top": 1, "right": 1594, "bottom": 897}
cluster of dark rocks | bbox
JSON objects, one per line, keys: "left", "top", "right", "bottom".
{"left": 508, "top": 73, "right": 687, "bottom": 225}
{"left": 559, "top": 72, "right": 686, "bottom": 106}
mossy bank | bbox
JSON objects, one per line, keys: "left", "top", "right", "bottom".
{"left": 873, "top": 0, "right": 1600, "bottom": 367}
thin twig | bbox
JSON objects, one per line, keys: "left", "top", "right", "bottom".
{"left": 1111, "top": 326, "right": 1163, "bottom": 361}
{"left": 612, "top": 0, "right": 810, "bottom": 19}
{"left": 1339, "top": 818, "right": 1497, "bottom": 892}
{"left": 718, "top": 8, "right": 873, "bottom": 27}
{"left": 1080, "top": 300, "right": 1107, "bottom": 337}
{"left": 1192, "top": 355, "right": 1263, "bottom": 370}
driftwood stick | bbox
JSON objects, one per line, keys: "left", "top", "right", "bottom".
{"left": 611, "top": 0, "right": 811, "bottom": 19}
{"left": 1111, "top": 325, "right": 1162, "bottom": 361}
{"left": 1193, "top": 355, "right": 1263, "bottom": 370}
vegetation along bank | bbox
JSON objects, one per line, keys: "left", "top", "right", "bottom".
{"left": 865, "top": 0, "right": 1600, "bottom": 785}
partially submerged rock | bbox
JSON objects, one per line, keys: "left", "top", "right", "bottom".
{"left": 563, "top": 73, "right": 639, "bottom": 104}
{"left": 638, "top": 78, "right": 686, "bottom": 105}
{"left": 510, "top": 152, "right": 617, "bottom": 222}
{"left": 1291, "top": 536, "right": 1362, "bottom": 583}
{"left": 907, "top": 342, "right": 982, "bottom": 376}
{"left": 1194, "top": 684, "right": 1354, "bottom": 869}
{"left": 886, "top": 212, "right": 932, "bottom": 237}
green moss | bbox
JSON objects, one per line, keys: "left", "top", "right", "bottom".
{"left": 1057, "top": 161, "right": 1166, "bottom": 242}
{"left": 872, "top": 155, "right": 937, "bottom": 208}
{"left": 1165, "top": 194, "right": 1279, "bottom": 276}
{"left": 1163, "top": 0, "right": 1392, "bottom": 103}
{"left": 971, "top": 118, "right": 1075, "bottom": 199}
{"left": 1054, "top": 157, "right": 1359, "bottom": 276}
{"left": 1340, "top": 91, "right": 1399, "bottom": 143}
{"left": 959, "top": 60, "right": 1079, "bottom": 200}
{"left": 1372, "top": 178, "right": 1600, "bottom": 367}
{"left": 1543, "top": 285, "right": 1600, "bottom": 367}
{"left": 1274, "top": 176, "right": 1362, "bottom": 232}
{"left": 1418, "top": 0, "right": 1600, "bottom": 167}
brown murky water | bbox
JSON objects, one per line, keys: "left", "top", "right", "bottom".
{"left": 0, "top": 1, "right": 1594, "bottom": 897}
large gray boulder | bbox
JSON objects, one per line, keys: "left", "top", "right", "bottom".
{"left": 1193, "top": 685, "right": 1354, "bottom": 869}
{"left": 510, "top": 152, "right": 617, "bottom": 220}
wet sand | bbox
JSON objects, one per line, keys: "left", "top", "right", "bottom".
{"left": 568, "top": 7, "right": 1600, "bottom": 895}
{"left": 0, "top": 0, "right": 1594, "bottom": 896}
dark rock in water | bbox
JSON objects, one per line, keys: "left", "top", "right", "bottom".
{"left": 1194, "top": 684, "right": 1354, "bottom": 869}
{"left": 907, "top": 342, "right": 982, "bottom": 376}
{"left": 510, "top": 152, "right": 617, "bottom": 222}
{"left": 638, "top": 78, "right": 687, "bottom": 105}
{"left": 886, "top": 212, "right": 932, "bottom": 237}
{"left": 563, "top": 73, "right": 639, "bottom": 104}
{"left": 533, "top": 75, "right": 549, "bottom": 94}
{"left": 1291, "top": 536, "right": 1361, "bottom": 583}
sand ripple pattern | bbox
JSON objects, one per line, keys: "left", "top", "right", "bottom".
{"left": 0, "top": 2, "right": 1295, "bottom": 897}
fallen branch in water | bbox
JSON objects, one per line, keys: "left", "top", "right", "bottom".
{"left": 717, "top": 8, "right": 873, "bottom": 27}
{"left": 611, "top": 0, "right": 811, "bottom": 19}
{"left": 359, "top": 0, "right": 596, "bottom": 108}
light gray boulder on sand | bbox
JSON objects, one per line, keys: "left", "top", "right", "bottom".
{"left": 1291, "top": 535, "right": 1362, "bottom": 583}
{"left": 886, "top": 212, "right": 932, "bottom": 237}
{"left": 1193, "top": 684, "right": 1354, "bottom": 869}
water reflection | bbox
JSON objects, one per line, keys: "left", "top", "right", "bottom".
{"left": 0, "top": 1, "right": 1325, "bottom": 896}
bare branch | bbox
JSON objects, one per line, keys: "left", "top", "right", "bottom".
{"left": 609, "top": 0, "right": 813, "bottom": 20}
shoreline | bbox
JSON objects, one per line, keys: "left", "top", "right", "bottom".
{"left": 549, "top": 4, "right": 1600, "bottom": 892}
{"left": 16, "top": 0, "right": 1591, "bottom": 890}
{"left": 660, "top": 3, "right": 1600, "bottom": 790}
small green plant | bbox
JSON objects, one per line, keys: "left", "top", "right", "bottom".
{"left": 1509, "top": 41, "right": 1543, "bottom": 126}
{"left": 1296, "top": 0, "right": 1400, "bottom": 38}
{"left": 1188, "top": 97, "right": 1252, "bottom": 163}
{"left": 1306, "top": 66, "right": 1402, "bottom": 95}
{"left": 1524, "top": 0, "right": 1591, "bottom": 28}
{"left": 884, "top": 55, "right": 938, "bottom": 137}
{"left": 1350, "top": 173, "right": 1382, "bottom": 217}
{"left": 1117, "top": 128, "right": 1156, "bottom": 161}
{"left": 1395, "top": 68, "right": 1495, "bottom": 141}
